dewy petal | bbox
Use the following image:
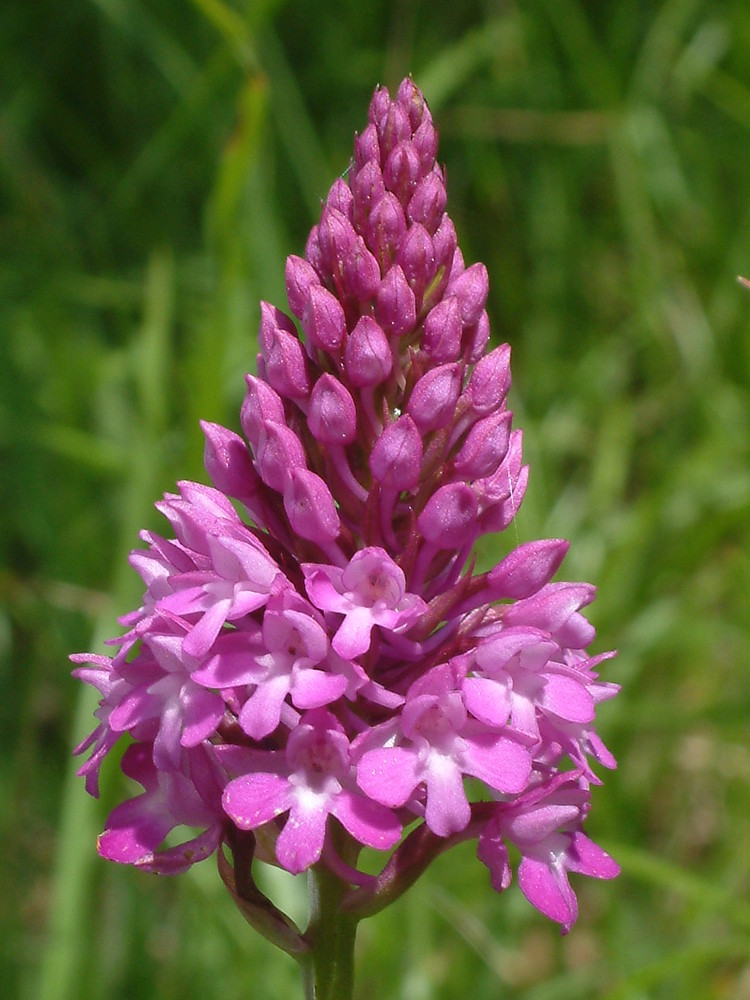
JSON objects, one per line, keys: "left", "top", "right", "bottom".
{"left": 356, "top": 746, "right": 421, "bottom": 808}
{"left": 518, "top": 855, "right": 577, "bottom": 929}
{"left": 275, "top": 798, "right": 329, "bottom": 874}
{"left": 332, "top": 605, "right": 377, "bottom": 659}
{"left": 331, "top": 790, "right": 402, "bottom": 849}
{"left": 423, "top": 753, "right": 470, "bottom": 836}
{"left": 460, "top": 732, "right": 532, "bottom": 795}
{"left": 222, "top": 772, "right": 291, "bottom": 830}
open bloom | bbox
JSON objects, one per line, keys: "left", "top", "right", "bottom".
{"left": 73, "top": 78, "right": 618, "bottom": 933}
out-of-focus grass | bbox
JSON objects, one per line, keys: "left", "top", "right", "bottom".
{"left": 3, "top": 1, "right": 750, "bottom": 998}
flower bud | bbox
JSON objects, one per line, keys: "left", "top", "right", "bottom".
{"left": 318, "top": 206, "right": 358, "bottom": 281}
{"left": 370, "top": 414, "right": 423, "bottom": 490}
{"left": 302, "top": 284, "right": 346, "bottom": 354}
{"left": 344, "top": 316, "right": 392, "bottom": 387}
{"left": 467, "top": 344, "right": 512, "bottom": 415}
{"left": 487, "top": 539, "right": 570, "bottom": 600}
{"left": 422, "top": 296, "right": 462, "bottom": 361}
{"left": 201, "top": 421, "right": 261, "bottom": 503}
{"left": 283, "top": 468, "right": 341, "bottom": 543}
{"left": 366, "top": 192, "right": 407, "bottom": 271}
{"left": 407, "top": 363, "right": 462, "bottom": 433}
{"left": 453, "top": 410, "right": 513, "bottom": 480}
{"left": 383, "top": 141, "right": 420, "bottom": 203}
{"left": 354, "top": 123, "right": 380, "bottom": 171}
{"left": 465, "top": 310, "right": 491, "bottom": 363}
{"left": 375, "top": 265, "right": 416, "bottom": 338}
{"left": 351, "top": 159, "right": 385, "bottom": 229}
{"left": 397, "top": 222, "right": 436, "bottom": 304}
{"left": 241, "top": 374, "right": 285, "bottom": 446}
{"left": 376, "top": 102, "right": 411, "bottom": 159}
{"left": 342, "top": 237, "right": 381, "bottom": 303}
{"left": 285, "top": 255, "right": 320, "bottom": 320}
{"left": 417, "top": 483, "right": 479, "bottom": 548}
{"left": 408, "top": 170, "right": 447, "bottom": 233}
{"left": 255, "top": 421, "right": 307, "bottom": 492}
{"left": 449, "top": 262, "right": 489, "bottom": 326}
{"left": 260, "top": 331, "right": 310, "bottom": 401}
{"left": 308, "top": 374, "right": 357, "bottom": 445}
{"left": 413, "top": 117, "right": 438, "bottom": 174}
{"left": 368, "top": 86, "right": 391, "bottom": 127}
{"left": 397, "top": 77, "right": 430, "bottom": 131}
{"left": 326, "top": 177, "right": 354, "bottom": 219}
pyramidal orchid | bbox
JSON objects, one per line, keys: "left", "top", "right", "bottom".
{"left": 72, "top": 79, "right": 619, "bottom": 998}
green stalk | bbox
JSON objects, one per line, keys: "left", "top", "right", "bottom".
{"left": 300, "top": 866, "right": 359, "bottom": 1000}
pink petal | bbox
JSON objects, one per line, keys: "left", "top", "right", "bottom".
{"left": 424, "top": 753, "right": 470, "bottom": 836}
{"left": 567, "top": 832, "right": 620, "bottom": 879}
{"left": 291, "top": 667, "right": 348, "bottom": 709}
{"left": 276, "top": 800, "right": 329, "bottom": 873}
{"left": 332, "top": 606, "right": 376, "bottom": 658}
{"left": 461, "top": 733, "right": 531, "bottom": 795}
{"left": 356, "top": 746, "right": 421, "bottom": 807}
{"left": 462, "top": 676, "right": 511, "bottom": 727}
{"left": 222, "top": 772, "right": 291, "bottom": 830}
{"left": 541, "top": 674, "right": 595, "bottom": 723}
{"left": 331, "top": 790, "right": 402, "bottom": 849}
{"left": 518, "top": 856, "right": 577, "bottom": 928}
{"left": 238, "top": 674, "right": 290, "bottom": 740}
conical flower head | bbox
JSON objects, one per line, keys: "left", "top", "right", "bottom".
{"left": 72, "top": 79, "right": 618, "bottom": 936}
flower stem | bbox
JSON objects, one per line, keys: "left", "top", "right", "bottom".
{"left": 301, "top": 865, "right": 358, "bottom": 1000}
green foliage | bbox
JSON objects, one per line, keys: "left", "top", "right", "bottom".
{"left": 4, "top": 1, "right": 750, "bottom": 997}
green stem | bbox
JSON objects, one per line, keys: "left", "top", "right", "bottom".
{"left": 300, "top": 866, "right": 358, "bottom": 1000}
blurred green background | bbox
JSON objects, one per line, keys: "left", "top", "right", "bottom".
{"left": 3, "top": 1, "right": 750, "bottom": 997}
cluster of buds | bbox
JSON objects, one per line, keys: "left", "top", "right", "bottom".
{"left": 73, "top": 79, "right": 618, "bottom": 938}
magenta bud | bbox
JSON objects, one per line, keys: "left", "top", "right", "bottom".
{"left": 318, "top": 207, "right": 358, "bottom": 280}
{"left": 286, "top": 255, "right": 320, "bottom": 320}
{"left": 351, "top": 159, "right": 385, "bottom": 229}
{"left": 375, "top": 265, "right": 417, "bottom": 338}
{"left": 366, "top": 192, "right": 407, "bottom": 271}
{"left": 308, "top": 374, "right": 357, "bottom": 445}
{"left": 407, "top": 170, "right": 447, "bottom": 233}
{"left": 258, "top": 299, "right": 297, "bottom": 346}
{"left": 396, "top": 222, "right": 436, "bottom": 303}
{"left": 413, "top": 117, "right": 438, "bottom": 174}
{"left": 383, "top": 141, "right": 421, "bottom": 202}
{"left": 448, "top": 262, "right": 489, "bottom": 326}
{"left": 407, "top": 363, "right": 462, "bottom": 433}
{"left": 421, "top": 295, "right": 463, "bottom": 361}
{"left": 417, "top": 482, "right": 479, "bottom": 548}
{"left": 466, "top": 344, "right": 512, "bottom": 415}
{"left": 201, "top": 420, "right": 262, "bottom": 503}
{"left": 255, "top": 421, "right": 307, "bottom": 492}
{"left": 368, "top": 86, "right": 392, "bottom": 127}
{"left": 258, "top": 302, "right": 310, "bottom": 401}
{"left": 342, "top": 237, "right": 381, "bottom": 302}
{"left": 453, "top": 410, "right": 513, "bottom": 479}
{"left": 241, "top": 374, "right": 286, "bottom": 446}
{"left": 354, "top": 123, "right": 381, "bottom": 171}
{"left": 377, "top": 102, "right": 411, "bottom": 160}
{"left": 326, "top": 177, "right": 354, "bottom": 219}
{"left": 432, "top": 214, "right": 458, "bottom": 273}
{"left": 305, "top": 225, "right": 324, "bottom": 276}
{"left": 283, "top": 468, "right": 341, "bottom": 543}
{"left": 465, "top": 310, "right": 491, "bottom": 363}
{"left": 487, "top": 539, "right": 570, "bottom": 600}
{"left": 302, "top": 284, "right": 346, "bottom": 354}
{"left": 369, "top": 414, "right": 423, "bottom": 490}
{"left": 397, "top": 77, "right": 430, "bottom": 131}
{"left": 344, "top": 316, "right": 393, "bottom": 387}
